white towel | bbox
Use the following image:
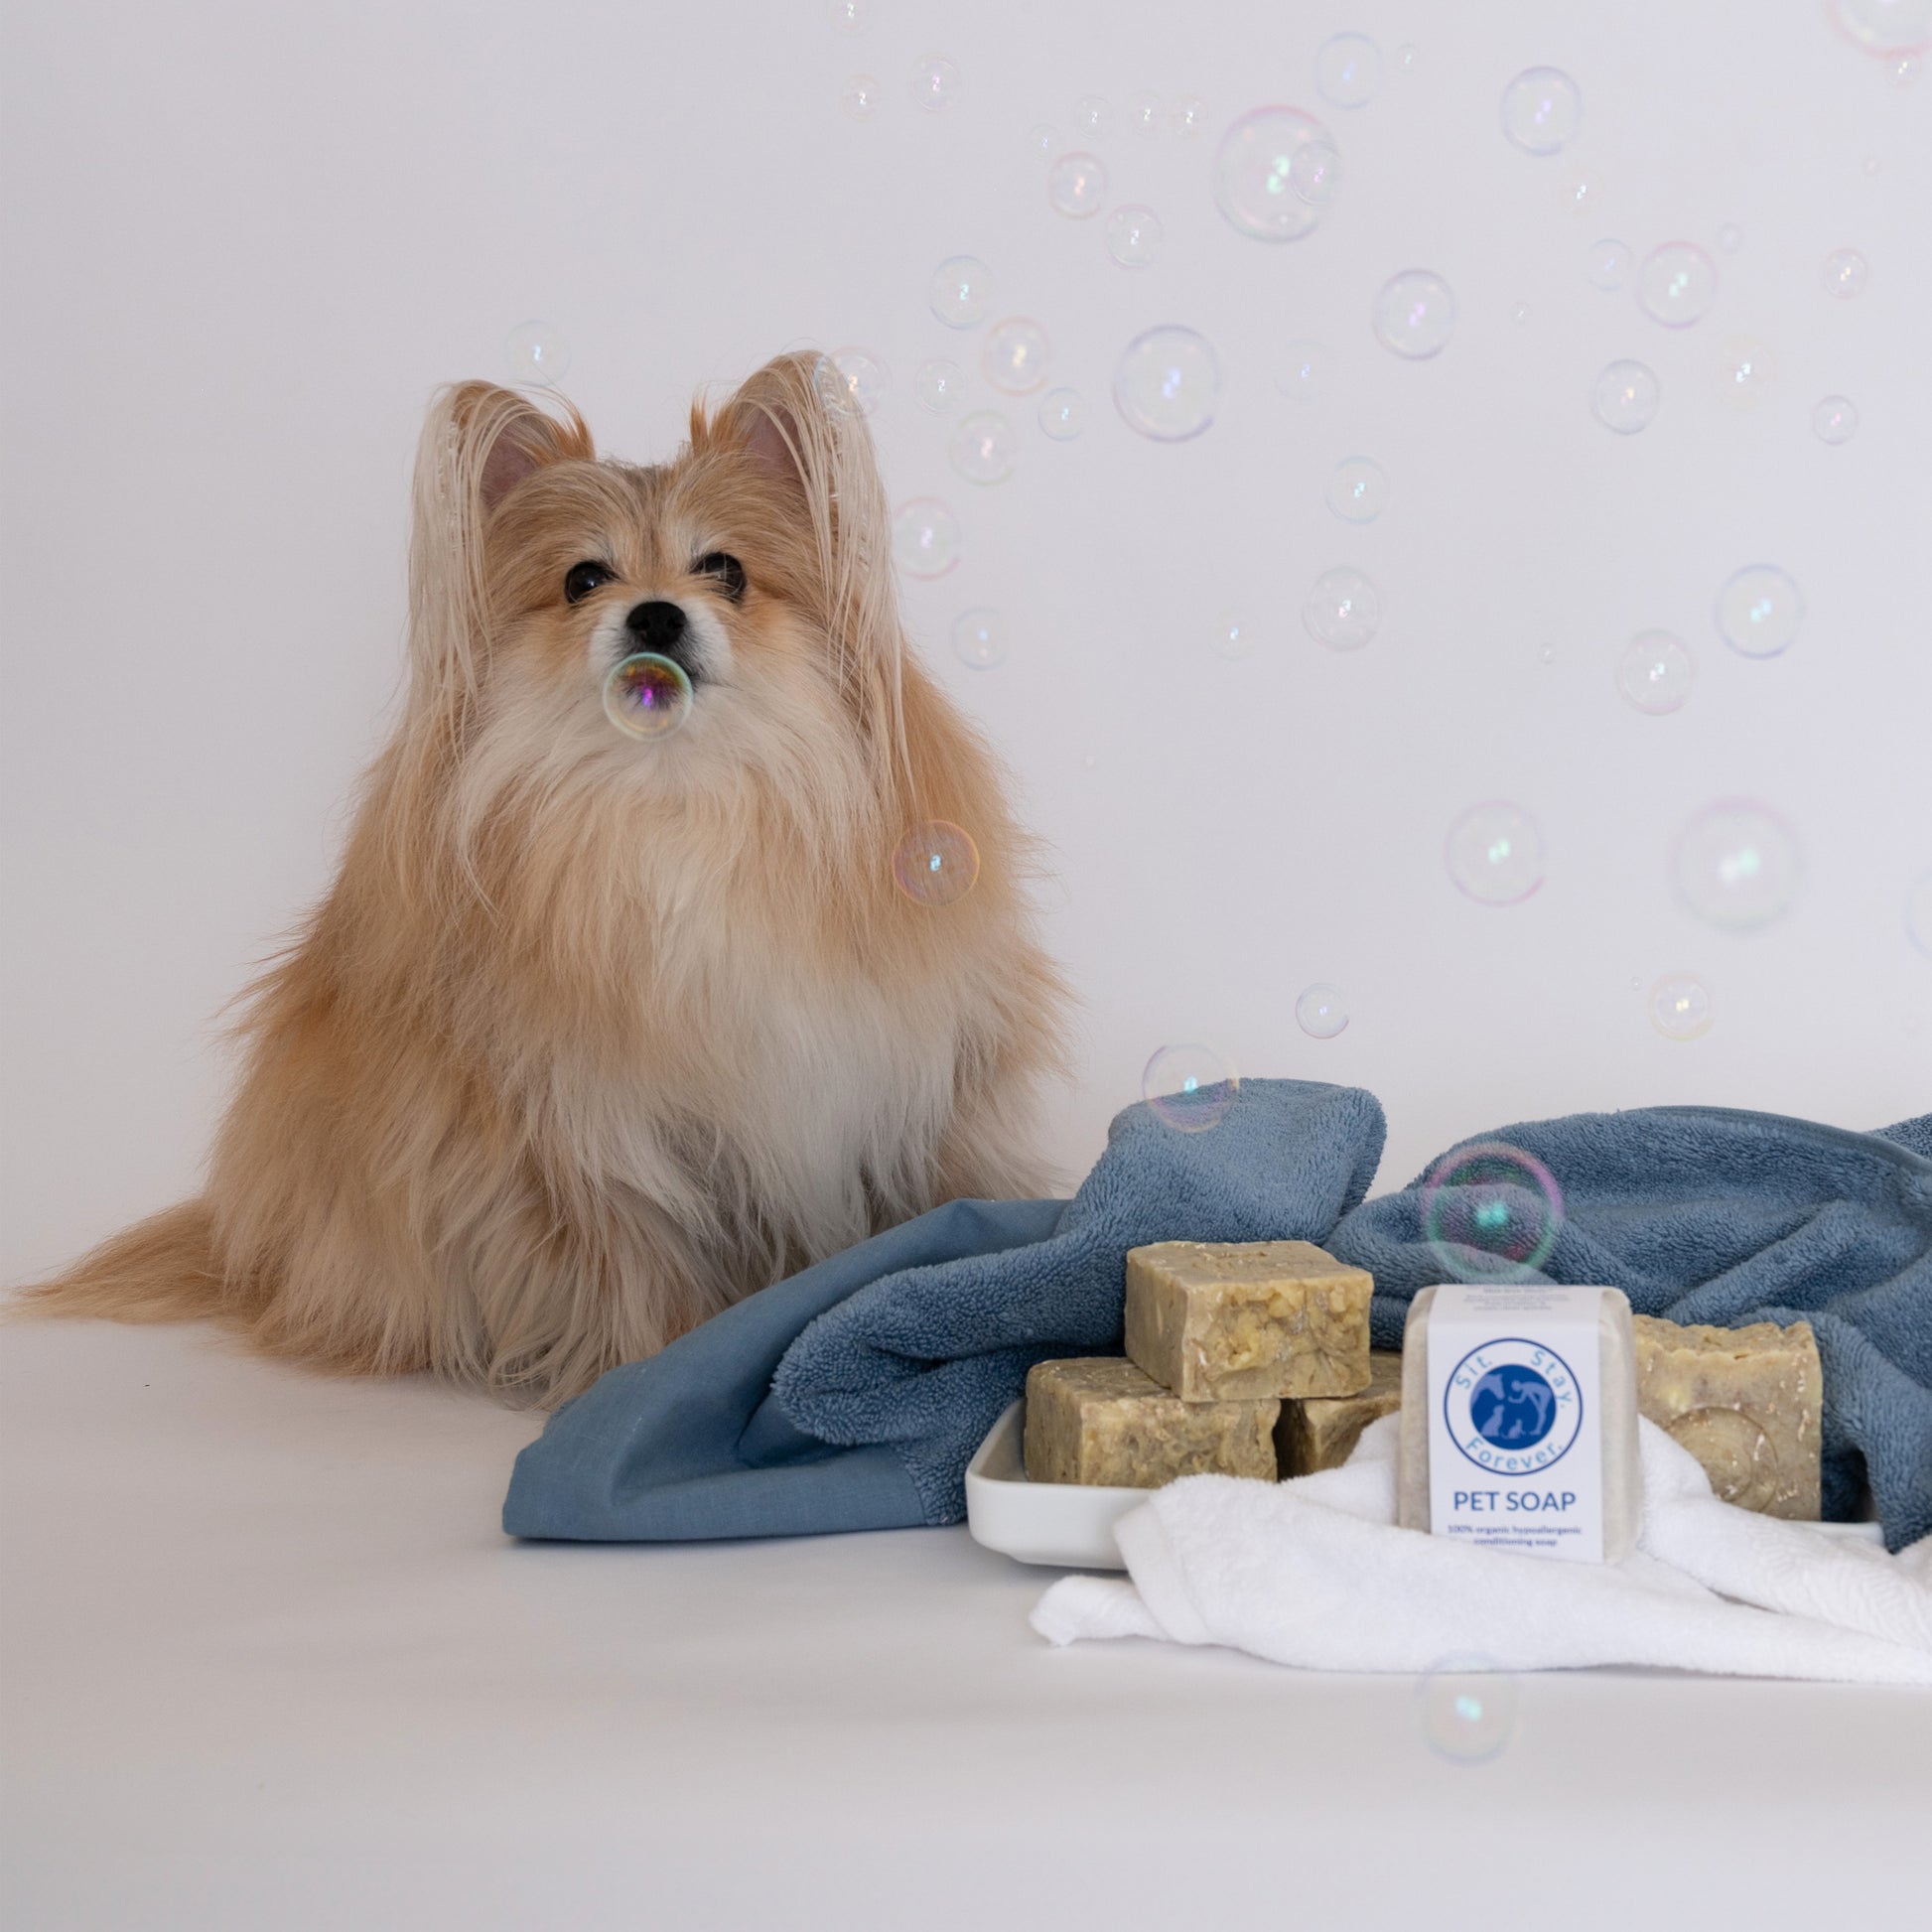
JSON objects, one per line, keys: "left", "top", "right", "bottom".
{"left": 1031, "top": 1417, "right": 1932, "bottom": 1684}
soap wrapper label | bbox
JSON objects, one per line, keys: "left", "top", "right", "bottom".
{"left": 1425, "top": 1285, "right": 1604, "bottom": 1563}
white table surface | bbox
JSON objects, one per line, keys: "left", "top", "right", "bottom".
{"left": 4, "top": 1318, "right": 1928, "bottom": 1932}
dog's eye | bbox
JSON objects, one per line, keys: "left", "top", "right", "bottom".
{"left": 696, "top": 552, "right": 747, "bottom": 601}
{"left": 563, "top": 561, "right": 616, "bottom": 605}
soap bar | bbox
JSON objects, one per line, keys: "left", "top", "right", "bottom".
{"left": 1276, "top": 1350, "right": 1403, "bottom": 1477}
{"left": 1397, "top": 1285, "right": 1641, "bottom": 1563}
{"left": 1123, "top": 1240, "right": 1373, "bottom": 1403}
{"left": 1632, "top": 1314, "right": 1822, "bottom": 1519}
{"left": 1022, "top": 1357, "right": 1279, "bottom": 1488}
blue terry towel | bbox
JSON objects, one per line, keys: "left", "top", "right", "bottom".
{"left": 502, "top": 1081, "right": 1932, "bottom": 1551}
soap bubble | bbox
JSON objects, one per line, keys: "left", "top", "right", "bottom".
{"left": 1213, "top": 106, "right": 1336, "bottom": 240}
{"left": 1422, "top": 1146, "right": 1564, "bottom": 1283}
{"left": 949, "top": 411, "right": 1018, "bottom": 485}
{"left": 1638, "top": 243, "right": 1717, "bottom": 327}
{"left": 826, "top": 0, "right": 868, "bottom": 32}
{"left": 1316, "top": 33, "right": 1381, "bottom": 107}
{"left": 1209, "top": 609, "right": 1256, "bottom": 660}
{"left": 1907, "top": 872, "right": 1932, "bottom": 958}
{"left": 1674, "top": 801, "right": 1802, "bottom": 931}
{"left": 1813, "top": 395, "right": 1860, "bottom": 444}
{"left": 1395, "top": 43, "right": 1419, "bottom": 72}
{"left": 982, "top": 318, "right": 1051, "bottom": 395}
{"left": 952, "top": 609, "right": 1006, "bottom": 669}
{"left": 1563, "top": 169, "right": 1604, "bottom": 219}
{"left": 1373, "top": 270, "right": 1457, "bottom": 358}
{"left": 1590, "top": 359, "right": 1660, "bottom": 433}
{"left": 1114, "top": 326, "right": 1222, "bottom": 442}
{"left": 1106, "top": 204, "right": 1163, "bottom": 266}
{"left": 1715, "top": 335, "right": 1777, "bottom": 410}
{"left": 909, "top": 53, "right": 963, "bottom": 111}
{"left": 892, "top": 497, "right": 961, "bottom": 578}
{"left": 1585, "top": 237, "right": 1632, "bottom": 291}
{"left": 1716, "top": 565, "right": 1803, "bottom": 658}
{"left": 915, "top": 358, "right": 966, "bottom": 412}
{"left": 1446, "top": 801, "right": 1545, "bottom": 905}
{"left": 1038, "top": 388, "right": 1086, "bottom": 439}
{"left": 1830, "top": 1, "right": 1932, "bottom": 55}
{"left": 815, "top": 346, "right": 888, "bottom": 418}
{"left": 1649, "top": 973, "right": 1715, "bottom": 1041}
{"left": 1275, "top": 339, "right": 1333, "bottom": 402}
{"left": 1717, "top": 222, "right": 1743, "bottom": 253}
{"left": 1172, "top": 94, "right": 1209, "bottom": 137}
{"left": 1822, "top": 249, "right": 1869, "bottom": 298}
{"left": 1419, "top": 1656, "right": 1518, "bottom": 1765}
{"left": 1325, "top": 457, "right": 1389, "bottom": 523}
{"left": 1289, "top": 140, "right": 1342, "bottom": 207}
{"left": 838, "top": 72, "right": 881, "bottom": 119}
{"left": 1500, "top": 68, "right": 1582, "bottom": 155}
{"left": 1296, "top": 983, "right": 1349, "bottom": 1038}
{"left": 1127, "top": 90, "right": 1162, "bottom": 136}
{"left": 1076, "top": 94, "right": 1113, "bottom": 138}
{"left": 929, "top": 256, "right": 993, "bottom": 328}
{"left": 1047, "top": 151, "right": 1108, "bottom": 218}
{"left": 1143, "top": 1043, "right": 1240, "bottom": 1134}
{"left": 892, "top": 821, "right": 980, "bottom": 905}
{"left": 1615, "top": 631, "right": 1695, "bottom": 714}
{"left": 1027, "top": 121, "right": 1061, "bottom": 158}
{"left": 603, "top": 652, "right": 692, "bottom": 741}
{"left": 1304, "top": 567, "right": 1381, "bottom": 650}
{"left": 506, "top": 321, "right": 571, "bottom": 386}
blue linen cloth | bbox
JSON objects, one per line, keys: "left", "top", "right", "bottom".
{"left": 502, "top": 1082, "right": 1932, "bottom": 1551}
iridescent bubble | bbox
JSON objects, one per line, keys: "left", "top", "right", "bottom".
{"left": 1106, "top": 204, "right": 1163, "bottom": 266}
{"left": 1563, "top": 169, "right": 1604, "bottom": 219}
{"left": 1585, "top": 237, "right": 1632, "bottom": 291}
{"left": 1446, "top": 802, "right": 1545, "bottom": 906}
{"left": 1213, "top": 106, "right": 1336, "bottom": 241}
{"left": 982, "top": 318, "right": 1050, "bottom": 395}
{"left": 1143, "top": 1043, "right": 1240, "bottom": 1134}
{"left": 1823, "top": 248, "right": 1869, "bottom": 298}
{"left": 1649, "top": 973, "right": 1715, "bottom": 1041}
{"left": 1590, "top": 359, "right": 1660, "bottom": 433}
{"left": 505, "top": 321, "right": 571, "bottom": 386}
{"left": 1907, "top": 871, "right": 1932, "bottom": 958}
{"left": 838, "top": 72, "right": 882, "bottom": 120}
{"left": 1419, "top": 1656, "right": 1518, "bottom": 1764}
{"left": 1372, "top": 270, "right": 1457, "bottom": 358}
{"left": 826, "top": 0, "right": 868, "bottom": 32}
{"left": 1325, "top": 457, "right": 1389, "bottom": 522}
{"left": 1038, "top": 388, "right": 1086, "bottom": 439}
{"left": 1316, "top": 33, "right": 1381, "bottom": 107}
{"left": 1172, "top": 95, "right": 1209, "bottom": 137}
{"left": 1303, "top": 567, "right": 1381, "bottom": 650}
{"left": 1715, "top": 565, "right": 1803, "bottom": 658}
{"left": 1673, "top": 801, "right": 1802, "bottom": 930}
{"left": 929, "top": 255, "right": 994, "bottom": 328}
{"left": 1127, "top": 90, "right": 1162, "bottom": 136}
{"left": 1076, "top": 94, "right": 1113, "bottom": 139}
{"left": 1209, "top": 608, "right": 1256, "bottom": 660}
{"left": 915, "top": 357, "right": 966, "bottom": 412}
{"left": 909, "top": 53, "right": 963, "bottom": 111}
{"left": 892, "top": 498, "right": 961, "bottom": 578}
{"left": 603, "top": 652, "right": 692, "bottom": 741}
{"left": 1047, "top": 151, "right": 1108, "bottom": 218}
{"left": 1422, "top": 1145, "right": 1564, "bottom": 1282}
{"left": 814, "top": 346, "right": 889, "bottom": 417}
{"left": 1275, "top": 339, "right": 1333, "bottom": 402}
{"left": 1638, "top": 242, "right": 1718, "bottom": 327}
{"left": 1114, "top": 326, "right": 1223, "bottom": 442}
{"left": 1500, "top": 68, "right": 1583, "bottom": 155}
{"left": 1027, "top": 121, "right": 1061, "bottom": 159}
{"left": 1395, "top": 44, "right": 1420, "bottom": 72}
{"left": 1289, "top": 140, "right": 1342, "bottom": 207}
{"left": 1715, "top": 335, "right": 1777, "bottom": 409}
{"left": 1831, "top": 1, "right": 1932, "bottom": 55}
{"left": 1717, "top": 222, "right": 1743, "bottom": 253}
{"left": 1615, "top": 630, "right": 1695, "bottom": 714}
{"left": 892, "top": 821, "right": 980, "bottom": 905}
{"left": 949, "top": 410, "right": 1018, "bottom": 485}
{"left": 1296, "top": 983, "right": 1349, "bottom": 1038}
{"left": 1813, "top": 395, "right": 1860, "bottom": 444}
{"left": 952, "top": 608, "right": 1006, "bottom": 669}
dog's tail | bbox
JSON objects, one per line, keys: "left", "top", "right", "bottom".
{"left": 10, "top": 1200, "right": 229, "bottom": 1326}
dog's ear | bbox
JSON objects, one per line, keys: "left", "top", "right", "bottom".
{"left": 405, "top": 382, "right": 594, "bottom": 726}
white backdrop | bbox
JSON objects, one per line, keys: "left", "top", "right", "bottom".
{"left": 3, "top": 0, "right": 1929, "bottom": 1281}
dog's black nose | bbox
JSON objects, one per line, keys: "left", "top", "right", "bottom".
{"left": 624, "top": 601, "right": 688, "bottom": 655}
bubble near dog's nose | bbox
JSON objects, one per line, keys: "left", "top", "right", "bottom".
{"left": 603, "top": 653, "right": 692, "bottom": 742}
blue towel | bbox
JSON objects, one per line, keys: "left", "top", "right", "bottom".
{"left": 503, "top": 1082, "right": 1932, "bottom": 1551}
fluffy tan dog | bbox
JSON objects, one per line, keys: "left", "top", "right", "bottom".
{"left": 21, "top": 353, "right": 1069, "bottom": 1403}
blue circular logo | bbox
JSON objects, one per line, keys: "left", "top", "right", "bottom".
{"left": 1443, "top": 1337, "right": 1585, "bottom": 1473}
{"left": 1468, "top": 1364, "right": 1557, "bottom": 1449}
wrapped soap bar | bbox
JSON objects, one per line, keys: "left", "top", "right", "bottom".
{"left": 1276, "top": 1350, "right": 1403, "bottom": 1477}
{"left": 1397, "top": 1285, "right": 1641, "bottom": 1563}
{"left": 1633, "top": 1314, "right": 1822, "bottom": 1519}
{"left": 1023, "top": 1357, "right": 1278, "bottom": 1488}
{"left": 1123, "top": 1240, "right": 1373, "bottom": 1403}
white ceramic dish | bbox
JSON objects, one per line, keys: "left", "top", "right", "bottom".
{"left": 963, "top": 1398, "right": 1886, "bottom": 1571}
